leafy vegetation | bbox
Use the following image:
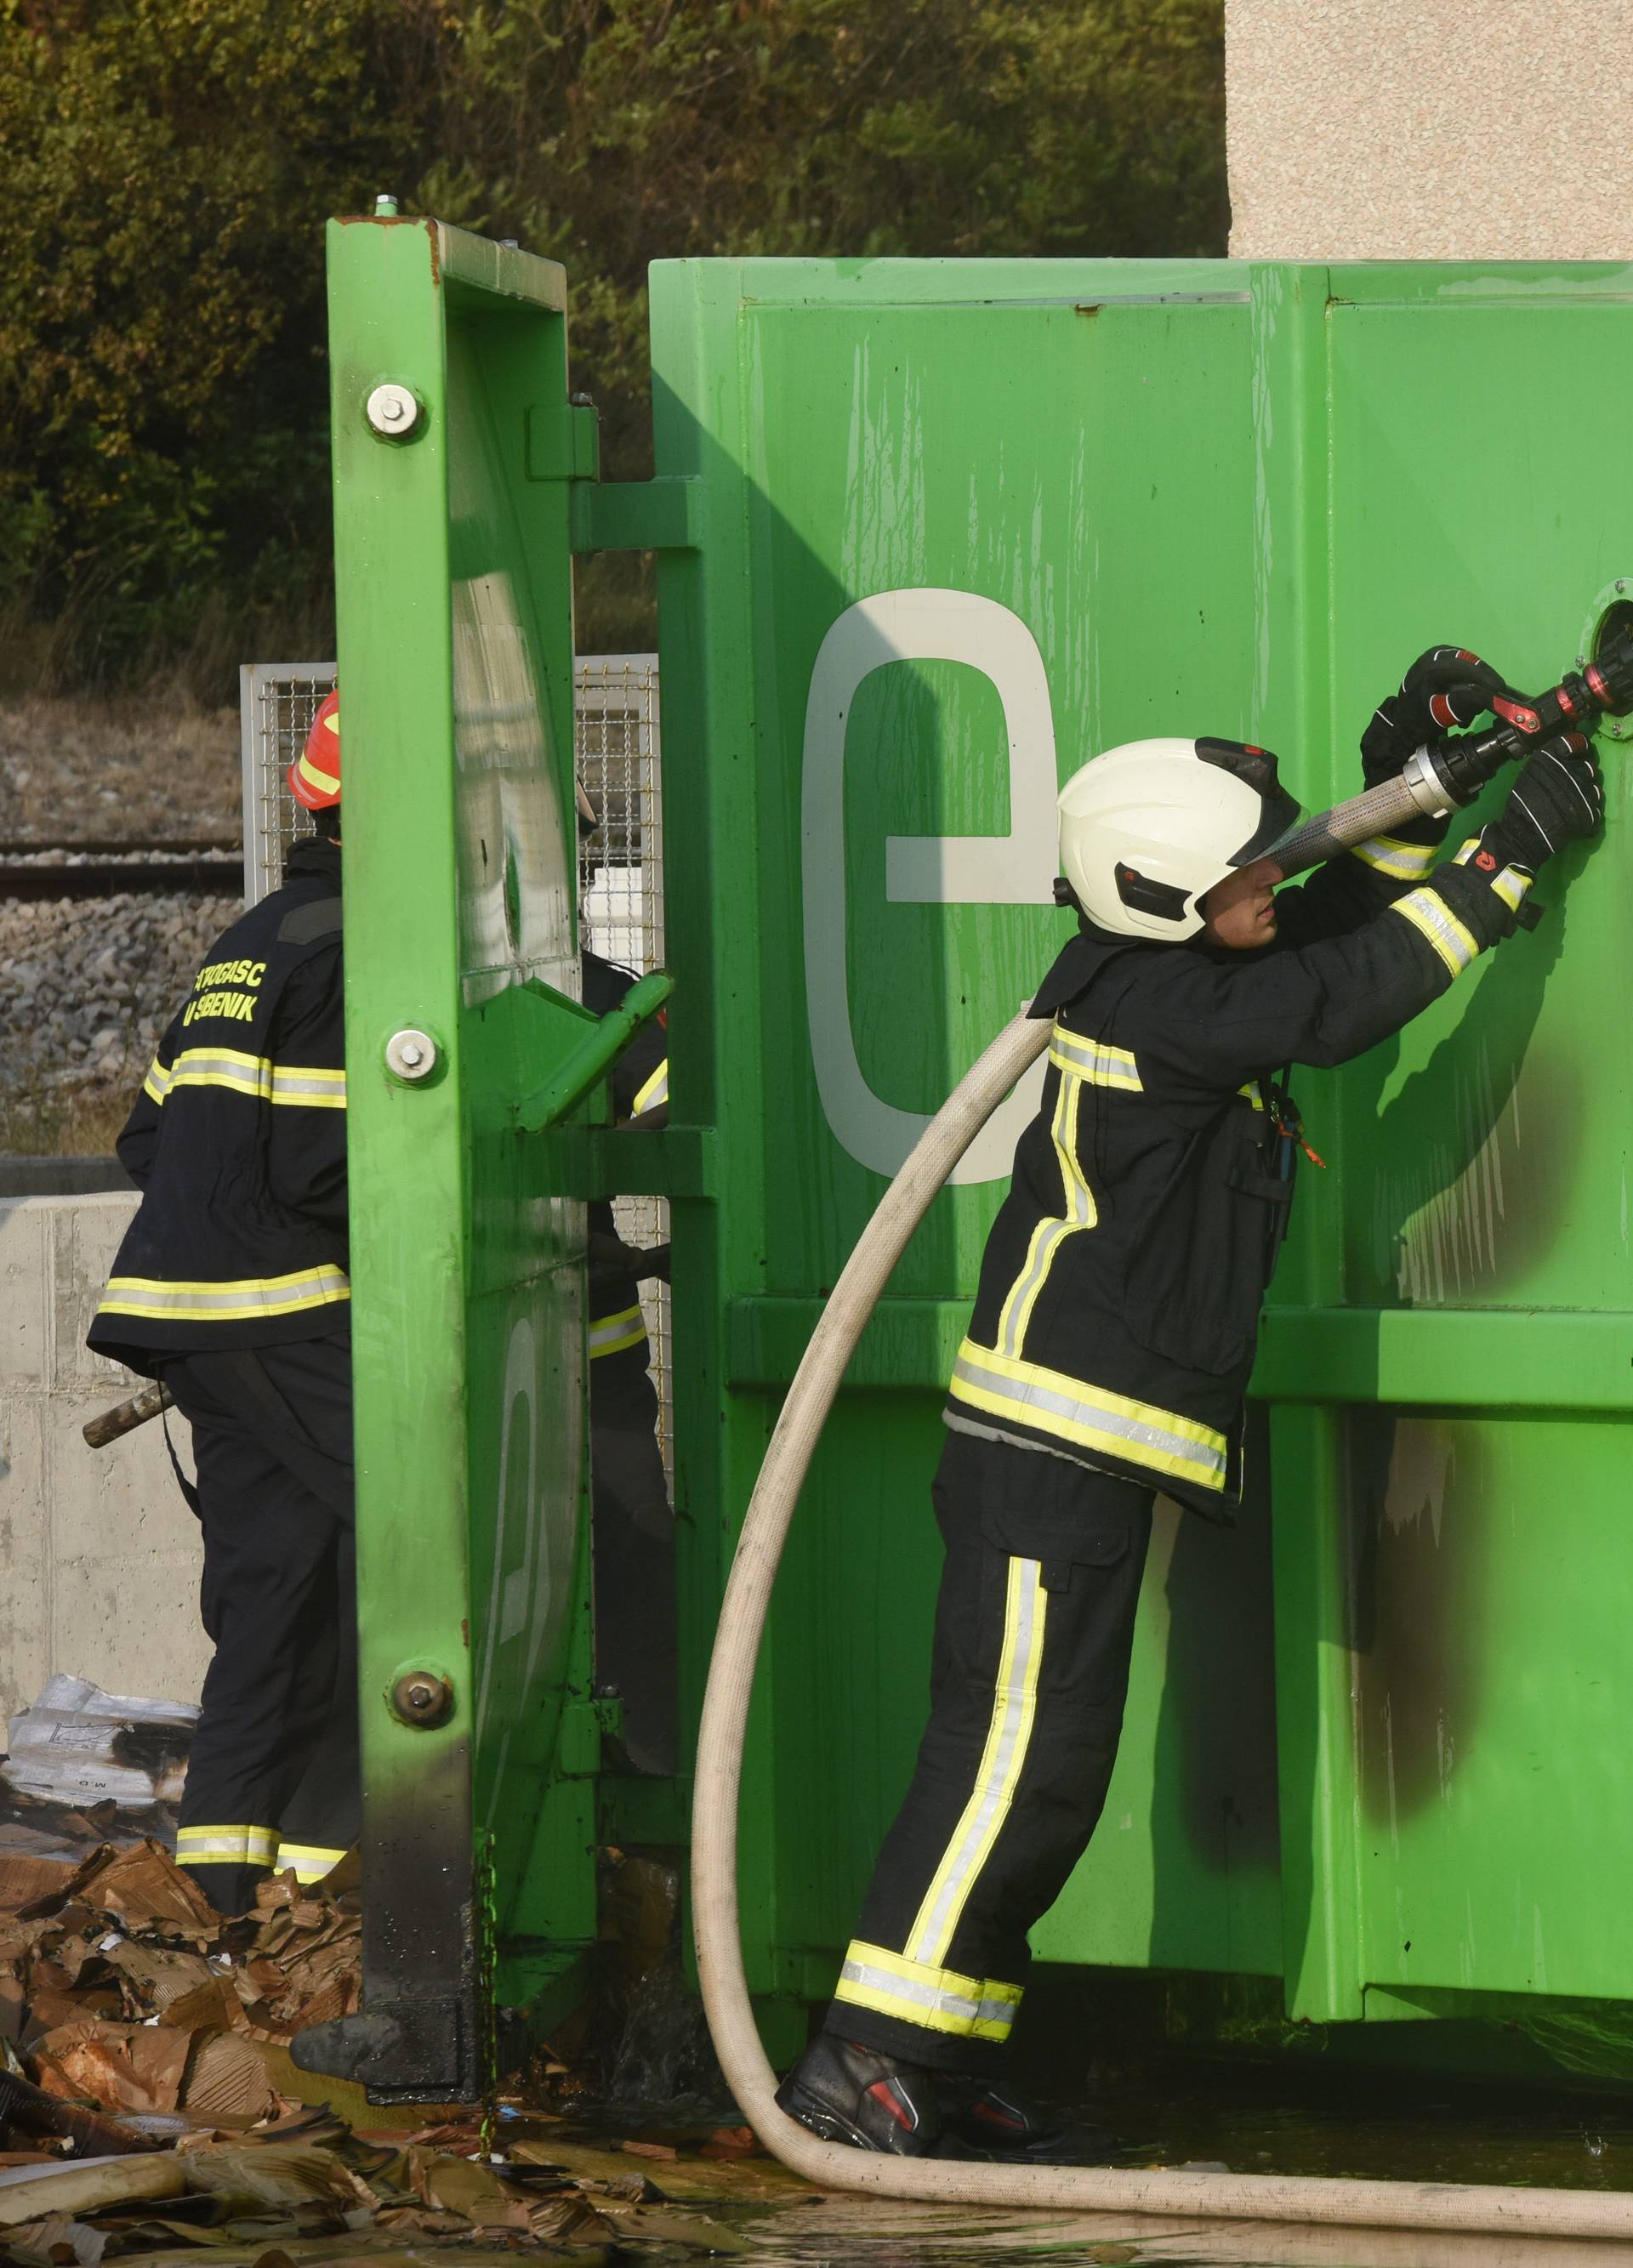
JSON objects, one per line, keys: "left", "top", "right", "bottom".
{"left": 0, "top": 0, "right": 1225, "bottom": 687}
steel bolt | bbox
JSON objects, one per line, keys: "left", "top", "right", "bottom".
{"left": 391, "top": 1669, "right": 454, "bottom": 1729}
{"left": 365, "top": 384, "right": 420, "bottom": 440}
{"left": 385, "top": 1027, "right": 437, "bottom": 1082}
{"left": 374, "top": 193, "right": 400, "bottom": 218}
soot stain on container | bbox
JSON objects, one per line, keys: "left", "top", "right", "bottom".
{"left": 1346, "top": 1408, "right": 1488, "bottom": 1832}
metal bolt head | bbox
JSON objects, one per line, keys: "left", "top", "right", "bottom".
{"left": 366, "top": 383, "right": 419, "bottom": 440}
{"left": 374, "top": 192, "right": 400, "bottom": 218}
{"left": 390, "top": 1669, "right": 454, "bottom": 1729}
{"left": 385, "top": 1026, "right": 437, "bottom": 1081}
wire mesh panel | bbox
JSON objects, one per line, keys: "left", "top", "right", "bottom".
{"left": 240, "top": 654, "right": 670, "bottom": 1466}
{"left": 572, "top": 657, "right": 669, "bottom": 1480}
{"left": 238, "top": 662, "right": 333, "bottom": 904}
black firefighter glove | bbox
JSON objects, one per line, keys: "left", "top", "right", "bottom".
{"left": 1361, "top": 645, "right": 1516, "bottom": 844}
{"left": 1433, "top": 734, "right": 1604, "bottom": 954}
{"left": 1487, "top": 733, "right": 1604, "bottom": 872}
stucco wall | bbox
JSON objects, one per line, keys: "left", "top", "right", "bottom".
{"left": 0, "top": 1194, "right": 208, "bottom": 1737}
{"left": 1227, "top": 1, "right": 1633, "bottom": 260}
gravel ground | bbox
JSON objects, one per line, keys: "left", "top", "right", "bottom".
{"left": 0, "top": 890, "right": 243, "bottom": 1151}
{"left": 2, "top": 698, "right": 245, "bottom": 1150}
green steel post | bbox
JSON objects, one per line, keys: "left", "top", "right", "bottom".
{"left": 316, "top": 213, "right": 597, "bottom": 2100}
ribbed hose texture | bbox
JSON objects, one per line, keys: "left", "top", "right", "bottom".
{"left": 1267, "top": 773, "right": 1437, "bottom": 878}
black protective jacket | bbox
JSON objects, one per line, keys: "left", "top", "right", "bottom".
{"left": 88, "top": 841, "right": 347, "bottom": 1372}
{"left": 582, "top": 951, "right": 668, "bottom": 1411}
{"left": 944, "top": 828, "right": 1534, "bottom": 1517}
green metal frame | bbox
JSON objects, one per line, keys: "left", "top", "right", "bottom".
{"left": 320, "top": 215, "right": 665, "bottom": 2099}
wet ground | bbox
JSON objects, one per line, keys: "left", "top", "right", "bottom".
{"left": 509, "top": 2047, "right": 1633, "bottom": 2268}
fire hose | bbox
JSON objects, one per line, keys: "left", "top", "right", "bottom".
{"left": 691, "top": 624, "right": 1633, "bottom": 2242}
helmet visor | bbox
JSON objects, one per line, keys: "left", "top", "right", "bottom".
{"left": 1195, "top": 739, "right": 1301, "bottom": 866}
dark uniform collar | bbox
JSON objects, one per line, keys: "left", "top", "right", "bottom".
{"left": 1028, "top": 921, "right": 1147, "bottom": 1018}
{"left": 285, "top": 837, "right": 342, "bottom": 884}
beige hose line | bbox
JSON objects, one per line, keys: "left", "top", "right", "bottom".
{"left": 691, "top": 1003, "right": 1633, "bottom": 2242}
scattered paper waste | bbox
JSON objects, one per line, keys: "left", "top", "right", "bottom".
{"left": 2, "top": 1676, "right": 198, "bottom": 1814}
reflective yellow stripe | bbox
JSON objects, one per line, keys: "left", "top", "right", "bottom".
{"left": 589, "top": 1304, "right": 646, "bottom": 1359}
{"left": 168, "top": 1045, "right": 270, "bottom": 1099}
{"left": 833, "top": 1940, "right": 1023, "bottom": 2043}
{"left": 906, "top": 1556, "right": 1047, "bottom": 1967}
{"left": 1238, "top": 1082, "right": 1266, "bottom": 1111}
{"left": 270, "top": 1065, "right": 346, "bottom": 1106}
{"left": 1350, "top": 833, "right": 1437, "bottom": 881}
{"left": 177, "top": 1824, "right": 278, "bottom": 1868}
{"left": 275, "top": 1842, "right": 348, "bottom": 1883}
{"left": 156, "top": 1047, "right": 346, "bottom": 1110}
{"left": 143, "top": 1054, "right": 174, "bottom": 1106}
{"left": 994, "top": 1067, "right": 1095, "bottom": 1359}
{"left": 97, "top": 1265, "right": 350, "bottom": 1325}
{"left": 1048, "top": 1022, "right": 1141, "bottom": 1090}
{"left": 632, "top": 1058, "right": 669, "bottom": 1116}
{"left": 948, "top": 1336, "right": 1229, "bottom": 1492}
{"left": 1451, "top": 838, "right": 1534, "bottom": 914}
{"left": 1391, "top": 887, "right": 1478, "bottom": 978}
{"left": 297, "top": 750, "right": 340, "bottom": 798}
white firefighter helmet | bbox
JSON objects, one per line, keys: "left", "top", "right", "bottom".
{"left": 1056, "top": 736, "right": 1300, "bottom": 942}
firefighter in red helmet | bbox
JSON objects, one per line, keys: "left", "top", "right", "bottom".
{"left": 89, "top": 691, "right": 355, "bottom": 1913}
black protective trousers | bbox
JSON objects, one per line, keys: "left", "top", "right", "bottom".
{"left": 590, "top": 1350, "right": 677, "bottom": 1776}
{"left": 823, "top": 1430, "right": 1153, "bottom": 2077}
{"left": 160, "top": 1332, "right": 358, "bottom": 1915}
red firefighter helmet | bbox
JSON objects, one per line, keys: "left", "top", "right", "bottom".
{"left": 290, "top": 690, "right": 342, "bottom": 810}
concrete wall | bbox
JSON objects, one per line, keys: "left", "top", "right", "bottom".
{"left": 1227, "top": 1, "right": 1633, "bottom": 259}
{"left": 0, "top": 1194, "right": 207, "bottom": 1737}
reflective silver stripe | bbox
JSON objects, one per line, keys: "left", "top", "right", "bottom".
{"left": 950, "top": 1350, "right": 1227, "bottom": 1484}
{"left": 102, "top": 1268, "right": 350, "bottom": 1316}
{"left": 1351, "top": 833, "right": 1437, "bottom": 880}
{"left": 997, "top": 1065, "right": 1095, "bottom": 1358}
{"left": 1048, "top": 1025, "right": 1141, "bottom": 1089}
{"left": 177, "top": 1825, "right": 277, "bottom": 1865}
{"left": 840, "top": 1957, "right": 978, "bottom": 2023}
{"left": 270, "top": 1066, "right": 347, "bottom": 1106}
{"left": 589, "top": 1304, "right": 645, "bottom": 1356}
{"left": 908, "top": 1558, "right": 1045, "bottom": 1965}
{"left": 1392, "top": 887, "right": 1477, "bottom": 976}
{"left": 837, "top": 1957, "right": 1016, "bottom": 2034}
{"left": 276, "top": 1842, "right": 348, "bottom": 1881}
{"left": 1491, "top": 864, "right": 1531, "bottom": 912}
{"left": 999, "top": 1220, "right": 1069, "bottom": 1357}
{"left": 169, "top": 1050, "right": 271, "bottom": 1096}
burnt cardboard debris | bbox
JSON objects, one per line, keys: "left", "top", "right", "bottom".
{"left": 0, "top": 1833, "right": 799, "bottom": 2261}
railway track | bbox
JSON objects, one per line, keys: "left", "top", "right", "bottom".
{"left": 0, "top": 844, "right": 242, "bottom": 903}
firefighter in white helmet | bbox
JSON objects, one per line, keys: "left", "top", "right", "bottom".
{"left": 777, "top": 650, "right": 1603, "bottom": 2161}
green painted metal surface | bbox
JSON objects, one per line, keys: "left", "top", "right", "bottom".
{"left": 646, "top": 258, "right": 1633, "bottom": 2047}
{"left": 329, "top": 236, "right": 1633, "bottom": 2089}
{"left": 326, "top": 216, "right": 613, "bottom": 2099}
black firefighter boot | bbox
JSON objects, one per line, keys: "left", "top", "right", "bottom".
{"left": 775, "top": 2035, "right": 945, "bottom": 2155}
{"left": 937, "top": 2072, "right": 1120, "bottom": 2164}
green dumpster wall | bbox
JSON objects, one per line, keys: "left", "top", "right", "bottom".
{"left": 648, "top": 257, "right": 1633, "bottom": 2037}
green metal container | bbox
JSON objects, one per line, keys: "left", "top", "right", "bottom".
{"left": 326, "top": 225, "right": 1633, "bottom": 2096}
